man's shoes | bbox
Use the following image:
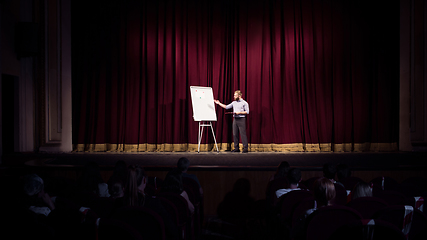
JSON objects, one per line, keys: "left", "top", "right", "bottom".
{"left": 231, "top": 149, "right": 240, "bottom": 152}
{"left": 242, "top": 149, "right": 248, "bottom": 153}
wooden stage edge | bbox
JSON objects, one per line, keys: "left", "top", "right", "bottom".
{"left": 4, "top": 151, "right": 426, "bottom": 171}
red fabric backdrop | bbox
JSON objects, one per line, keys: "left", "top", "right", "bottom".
{"left": 72, "top": 0, "right": 399, "bottom": 151}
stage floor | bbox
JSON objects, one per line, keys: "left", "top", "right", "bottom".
{"left": 8, "top": 151, "right": 427, "bottom": 171}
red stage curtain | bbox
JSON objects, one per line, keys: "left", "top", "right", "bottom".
{"left": 72, "top": 0, "right": 399, "bottom": 152}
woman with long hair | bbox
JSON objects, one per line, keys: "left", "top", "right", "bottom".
{"left": 114, "top": 165, "right": 179, "bottom": 239}
{"left": 291, "top": 177, "right": 337, "bottom": 240}
{"left": 123, "top": 165, "right": 147, "bottom": 207}
{"left": 161, "top": 168, "right": 195, "bottom": 214}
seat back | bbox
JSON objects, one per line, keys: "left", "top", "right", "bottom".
{"left": 346, "top": 197, "right": 388, "bottom": 219}
{"left": 183, "top": 176, "right": 203, "bottom": 239}
{"left": 88, "top": 197, "right": 115, "bottom": 218}
{"left": 156, "top": 192, "right": 191, "bottom": 222}
{"left": 340, "top": 176, "right": 364, "bottom": 191}
{"left": 395, "top": 177, "right": 427, "bottom": 198}
{"left": 303, "top": 177, "right": 321, "bottom": 191}
{"left": 156, "top": 192, "right": 191, "bottom": 239}
{"left": 97, "top": 218, "right": 143, "bottom": 240}
{"left": 291, "top": 196, "right": 317, "bottom": 228}
{"left": 112, "top": 206, "right": 166, "bottom": 240}
{"left": 266, "top": 177, "right": 289, "bottom": 205}
{"left": 374, "top": 190, "right": 410, "bottom": 206}
{"left": 279, "top": 190, "right": 312, "bottom": 224}
{"left": 182, "top": 177, "right": 202, "bottom": 203}
{"left": 332, "top": 183, "right": 348, "bottom": 205}
{"left": 305, "top": 205, "right": 362, "bottom": 240}
{"left": 373, "top": 205, "right": 427, "bottom": 240}
{"left": 156, "top": 196, "right": 187, "bottom": 239}
{"left": 156, "top": 196, "right": 180, "bottom": 226}
{"left": 146, "top": 176, "right": 163, "bottom": 195}
{"left": 401, "top": 177, "right": 427, "bottom": 191}
{"left": 370, "top": 176, "right": 398, "bottom": 191}
{"left": 330, "top": 219, "right": 406, "bottom": 240}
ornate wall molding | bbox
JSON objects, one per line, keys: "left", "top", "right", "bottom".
{"left": 37, "top": 0, "right": 71, "bottom": 152}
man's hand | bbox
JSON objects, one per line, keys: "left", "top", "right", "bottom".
{"left": 215, "top": 100, "right": 227, "bottom": 109}
{"left": 234, "top": 111, "right": 246, "bottom": 115}
{"left": 38, "top": 190, "right": 55, "bottom": 210}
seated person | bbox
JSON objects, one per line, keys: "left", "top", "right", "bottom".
{"left": 77, "top": 161, "right": 110, "bottom": 198}
{"left": 323, "top": 163, "right": 336, "bottom": 181}
{"left": 312, "top": 177, "right": 337, "bottom": 208}
{"left": 161, "top": 168, "right": 195, "bottom": 214}
{"left": 23, "top": 174, "right": 56, "bottom": 217}
{"left": 109, "top": 181, "right": 125, "bottom": 199}
{"left": 291, "top": 177, "right": 336, "bottom": 240}
{"left": 275, "top": 168, "right": 302, "bottom": 198}
{"left": 114, "top": 165, "right": 179, "bottom": 239}
{"left": 177, "top": 157, "right": 203, "bottom": 195}
{"left": 351, "top": 181, "right": 372, "bottom": 200}
{"left": 336, "top": 163, "right": 351, "bottom": 182}
{"left": 108, "top": 160, "right": 127, "bottom": 199}
{"left": 269, "top": 161, "right": 291, "bottom": 181}
{"left": 217, "top": 178, "right": 255, "bottom": 221}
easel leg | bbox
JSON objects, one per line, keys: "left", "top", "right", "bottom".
{"left": 198, "top": 122, "right": 204, "bottom": 153}
{"left": 209, "top": 122, "right": 219, "bottom": 152}
{"left": 197, "top": 121, "right": 219, "bottom": 153}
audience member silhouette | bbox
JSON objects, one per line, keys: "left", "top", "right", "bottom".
{"left": 22, "top": 173, "right": 56, "bottom": 217}
{"left": 336, "top": 164, "right": 351, "bottom": 182}
{"left": 275, "top": 168, "right": 302, "bottom": 198}
{"left": 77, "top": 161, "right": 110, "bottom": 198}
{"left": 351, "top": 181, "right": 373, "bottom": 200}
{"left": 217, "top": 178, "right": 256, "bottom": 221}
{"left": 291, "top": 177, "right": 336, "bottom": 240}
{"left": 17, "top": 174, "right": 60, "bottom": 239}
{"left": 161, "top": 168, "right": 195, "bottom": 214}
{"left": 313, "top": 177, "right": 337, "bottom": 208}
{"left": 323, "top": 163, "right": 337, "bottom": 181}
{"left": 323, "top": 163, "right": 344, "bottom": 188}
{"left": 177, "top": 157, "right": 203, "bottom": 195}
{"left": 12, "top": 159, "right": 427, "bottom": 240}
{"left": 270, "top": 161, "right": 291, "bottom": 181}
{"left": 266, "top": 161, "right": 291, "bottom": 204}
{"left": 114, "top": 165, "right": 179, "bottom": 239}
{"left": 108, "top": 160, "right": 127, "bottom": 199}
{"left": 108, "top": 181, "right": 125, "bottom": 200}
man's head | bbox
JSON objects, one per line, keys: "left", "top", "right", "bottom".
{"left": 336, "top": 164, "right": 351, "bottom": 181}
{"left": 234, "top": 90, "right": 242, "bottom": 101}
{"left": 177, "top": 157, "right": 190, "bottom": 172}
{"left": 287, "top": 168, "right": 302, "bottom": 185}
{"left": 323, "top": 163, "right": 337, "bottom": 180}
{"left": 23, "top": 174, "right": 44, "bottom": 196}
{"left": 276, "top": 161, "right": 291, "bottom": 178}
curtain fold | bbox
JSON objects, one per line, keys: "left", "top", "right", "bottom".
{"left": 72, "top": 0, "right": 399, "bottom": 152}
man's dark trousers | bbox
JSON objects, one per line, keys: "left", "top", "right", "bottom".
{"left": 233, "top": 117, "right": 248, "bottom": 151}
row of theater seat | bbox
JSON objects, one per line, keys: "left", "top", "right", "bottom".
{"left": 269, "top": 175, "right": 427, "bottom": 240}
{"left": 305, "top": 205, "right": 426, "bottom": 240}
{"left": 269, "top": 175, "right": 427, "bottom": 208}
{"left": 0, "top": 173, "right": 202, "bottom": 240}
{"left": 1, "top": 171, "right": 426, "bottom": 240}
{"left": 276, "top": 190, "right": 427, "bottom": 237}
{"left": 89, "top": 177, "right": 203, "bottom": 240}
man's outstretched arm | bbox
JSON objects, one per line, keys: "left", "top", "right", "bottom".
{"left": 214, "top": 99, "right": 227, "bottom": 109}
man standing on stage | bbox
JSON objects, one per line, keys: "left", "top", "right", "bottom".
{"left": 214, "top": 90, "right": 249, "bottom": 153}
